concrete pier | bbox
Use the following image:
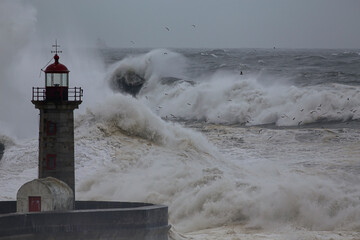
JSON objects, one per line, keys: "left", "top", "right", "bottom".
{"left": 0, "top": 201, "right": 169, "bottom": 240}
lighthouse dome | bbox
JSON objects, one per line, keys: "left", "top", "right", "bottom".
{"left": 45, "top": 54, "right": 69, "bottom": 73}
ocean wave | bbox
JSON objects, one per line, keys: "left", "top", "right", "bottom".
{"left": 73, "top": 99, "right": 360, "bottom": 232}
{"left": 0, "top": 130, "right": 16, "bottom": 162}
{"left": 76, "top": 94, "right": 217, "bottom": 155}
{"left": 138, "top": 70, "right": 360, "bottom": 126}
{"left": 294, "top": 55, "right": 327, "bottom": 61}
{"left": 105, "top": 49, "right": 360, "bottom": 127}
{"left": 106, "top": 49, "right": 187, "bottom": 96}
{"left": 71, "top": 91, "right": 360, "bottom": 233}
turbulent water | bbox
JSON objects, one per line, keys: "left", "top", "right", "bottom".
{"left": 1, "top": 48, "right": 360, "bottom": 240}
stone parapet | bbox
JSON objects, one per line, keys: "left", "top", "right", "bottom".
{"left": 0, "top": 201, "right": 169, "bottom": 240}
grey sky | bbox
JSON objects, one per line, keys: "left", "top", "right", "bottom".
{"left": 26, "top": 0, "right": 360, "bottom": 48}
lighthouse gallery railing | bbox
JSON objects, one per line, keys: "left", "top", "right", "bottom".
{"left": 32, "top": 87, "right": 83, "bottom": 101}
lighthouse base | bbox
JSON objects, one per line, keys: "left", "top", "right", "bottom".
{"left": 0, "top": 201, "right": 169, "bottom": 240}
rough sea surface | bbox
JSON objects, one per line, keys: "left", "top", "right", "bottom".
{"left": 1, "top": 48, "right": 360, "bottom": 240}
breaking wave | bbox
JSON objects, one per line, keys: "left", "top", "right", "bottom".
{"left": 106, "top": 50, "right": 360, "bottom": 127}
{"left": 106, "top": 49, "right": 188, "bottom": 96}
{"left": 73, "top": 93, "right": 360, "bottom": 232}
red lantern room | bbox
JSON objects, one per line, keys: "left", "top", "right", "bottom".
{"left": 44, "top": 54, "right": 70, "bottom": 101}
{"left": 45, "top": 54, "right": 69, "bottom": 87}
{"left": 32, "top": 42, "right": 82, "bottom": 102}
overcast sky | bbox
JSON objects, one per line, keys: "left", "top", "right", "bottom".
{"left": 24, "top": 0, "right": 360, "bottom": 49}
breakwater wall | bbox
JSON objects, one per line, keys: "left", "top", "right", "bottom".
{"left": 0, "top": 201, "right": 169, "bottom": 240}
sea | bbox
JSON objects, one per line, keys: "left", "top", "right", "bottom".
{"left": 1, "top": 48, "right": 360, "bottom": 240}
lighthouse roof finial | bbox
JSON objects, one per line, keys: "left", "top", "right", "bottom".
{"left": 51, "top": 39, "right": 62, "bottom": 55}
{"left": 51, "top": 40, "right": 62, "bottom": 64}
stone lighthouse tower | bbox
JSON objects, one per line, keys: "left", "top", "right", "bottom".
{"left": 2, "top": 43, "right": 168, "bottom": 239}
{"left": 31, "top": 43, "right": 82, "bottom": 198}
{"left": 16, "top": 43, "right": 83, "bottom": 213}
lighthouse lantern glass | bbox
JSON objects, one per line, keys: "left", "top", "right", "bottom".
{"left": 46, "top": 73, "right": 68, "bottom": 87}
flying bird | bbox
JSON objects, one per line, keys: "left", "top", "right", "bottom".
{"left": 192, "top": 24, "right": 196, "bottom": 28}
{"left": 165, "top": 27, "right": 170, "bottom": 31}
{"left": 130, "top": 41, "right": 135, "bottom": 44}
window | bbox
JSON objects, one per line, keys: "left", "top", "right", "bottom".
{"left": 46, "top": 154, "right": 56, "bottom": 170}
{"left": 46, "top": 73, "right": 52, "bottom": 86}
{"left": 53, "top": 74, "right": 62, "bottom": 86}
{"left": 46, "top": 73, "right": 68, "bottom": 87}
{"left": 29, "top": 196, "right": 41, "bottom": 212}
{"left": 46, "top": 121, "right": 56, "bottom": 135}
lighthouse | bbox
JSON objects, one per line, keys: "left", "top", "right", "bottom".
{"left": 1, "top": 43, "right": 169, "bottom": 240}
{"left": 16, "top": 43, "right": 83, "bottom": 212}
{"left": 32, "top": 43, "right": 82, "bottom": 194}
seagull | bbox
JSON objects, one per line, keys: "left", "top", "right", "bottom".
{"left": 165, "top": 27, "right": 170, "bottom": 31}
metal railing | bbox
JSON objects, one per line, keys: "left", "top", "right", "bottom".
{"left": 68, "top": 87, "right": 83, "bottom": 101}
{"left": 32, "top": 87, "right": 45, "bottom": 101}
{"left": 32, "top": 87, "right": 83, "bottom": 102}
